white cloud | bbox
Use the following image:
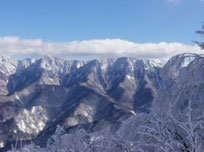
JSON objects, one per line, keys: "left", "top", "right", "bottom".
{"left": 167, "top": 0, "right": 181, "bottom": 4}
{"left": 0, "top": 36, "right": 202, "bottom": 63}
{"left": 167, "top": 0, "right": 204, "bottom": 4}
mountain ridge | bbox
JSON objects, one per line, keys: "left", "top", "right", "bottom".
{"left": 0, "top": 55, "right": 161, "bottom": 149}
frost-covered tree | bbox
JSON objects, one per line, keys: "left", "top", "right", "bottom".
{"left": 45, "top": 126, "right": 90, "bottom": 152}
{"left": 195, "top": 22, "right": 204, "bottom": 49}
{"left": 8, "top": 140, "right": 42, "bottom": 152}
{"left": 7, "top": 100, "right": 204, "bottom": 152}
{"left": 85, "top": 127, "right": 144, "bottom": 152}
{"left": 137, "top": 100, "right": 204, "bottom": 152}
{"left": 137, "top": 114, "right": 181, "bottom": 152}
{"left": 169, "top": 100, "right": 203, "bottom": 152}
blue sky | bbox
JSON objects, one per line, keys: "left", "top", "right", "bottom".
{"left": 0, "top": 0, "right": 204, "bottom": 62}
{"left": 0, "top": 0, "right": 203, "bottom": 43}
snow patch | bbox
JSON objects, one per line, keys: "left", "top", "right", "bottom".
{"left": 126, "top": 75, "right": 134, "bottom": 80}
{"left": 15, "top": 106, "right": 48, "bottom": 135}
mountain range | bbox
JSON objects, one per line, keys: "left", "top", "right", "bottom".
{"left": 0, "top": 55, "right": 162, "bottom": 150}
{"left": 2, "top": 53, "right": 204, "bottom": 151}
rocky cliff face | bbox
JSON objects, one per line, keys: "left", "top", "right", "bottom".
{"left": 0, "top": 55, "right": 161, "bottom": 149}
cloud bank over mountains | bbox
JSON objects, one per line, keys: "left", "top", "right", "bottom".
{"left": 0, "top": 36, "right": 202, "bottom": 63}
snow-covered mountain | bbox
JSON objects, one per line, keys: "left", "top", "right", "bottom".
{"left": 2, "top": 53, "right": 204, "bottom": 152}
{"left": 0, "top": 55, "right": 161, "bottom": 150}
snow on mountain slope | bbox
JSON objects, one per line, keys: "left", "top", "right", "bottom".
{"left": 0, "top": 55, "right": 17, "bottom": 95}
{"left": 0, "top": 55, "right": 17, "bottom": 76}
{"left": 4, "top": 53, "right": 204, "bottom": 152}
{"left": 0, "top": 55, "right": 161, "bottom": 150}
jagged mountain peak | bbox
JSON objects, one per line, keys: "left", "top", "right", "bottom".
{"left": 0, "top": 54, "right": 15, "bottom": 62}
{"left": 0, "top": 55, "right": 17, "bottom": 76}
{"left": 39, "top": 55, "right": 85, "bottom": 72}
{"left": 3, "top": 56, "right": 161, "bottom": 92}
{"left": 0, "top": 55, "right": 163, "bottom": 150}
